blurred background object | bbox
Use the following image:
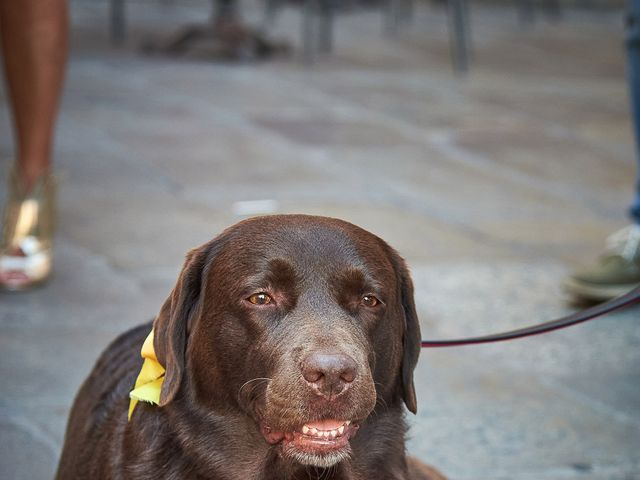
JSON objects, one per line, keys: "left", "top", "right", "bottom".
{"left": 1, "top": 1, "right": 639, "bottom": 479}
{"left": 563, "top": 0, "right": 640, "bottom": 301}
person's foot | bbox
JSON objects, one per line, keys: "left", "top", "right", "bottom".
{"left": 564, "top": 225, "right": 640, "bottom": 302}
{"left": 0, "top": 169, "right": 56, "bottom": 291}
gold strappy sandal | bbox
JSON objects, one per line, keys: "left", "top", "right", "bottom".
{"left": 0, "top": 169, "right": 56, "bottom": 291}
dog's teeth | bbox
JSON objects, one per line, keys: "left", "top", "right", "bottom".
{"left": 301, "top": 423, "right": 350, "bottom": 439}
{"left": 345, "top": 420, "right": 351, "bottom": 426}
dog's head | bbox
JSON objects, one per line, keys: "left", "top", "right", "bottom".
{"left": 152, "top": 215, "right": 421, "bottom": 468}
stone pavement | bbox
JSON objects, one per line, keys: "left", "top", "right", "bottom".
{"left": 1, "top": 1, "right": 639, "bottom": 479}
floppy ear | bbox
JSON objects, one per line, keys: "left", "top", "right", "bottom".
{"left": 390, "top": 252, "right": 421, "bottom": 414}
{"left": 152, "top": 242, "right": 217, "bottom": 406}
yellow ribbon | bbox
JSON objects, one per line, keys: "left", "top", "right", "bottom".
{"left": 128, "top": 329, "right": 165, "bottom": 420}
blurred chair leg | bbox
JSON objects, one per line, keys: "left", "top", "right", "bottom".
{"left": 544, "top": 0, "right": 562, "bottom": 20}
{"left": 318, "top": 0, "right": 334, "bottom": 53}
{"left": 302, "top": 0, "right": 318, "bottom": 64}
{"left": 384, "top": 0, "right": 414, "bottom": 37}
{"left": 399, "top": 0, "right": 414, "bottom": 25}
{"left": 212, "top": 0, "right": 238, "bottom": 22}
{"left": 517, "top": 0, "right": 534, "bottom": 24}
{"left": 384, "top": 0, "right": 401, "bottom": 35}
{"left": 447, "top": 0, "right": 470, "bottom": 74}
{"left": 110, "top": 0, "right": 126, "bottom": 45}
{"left": 109, "top": 0, "right": 126, "bottom": 45}
{"left": 264, "top": 0, "right": 279, "bottom": 28}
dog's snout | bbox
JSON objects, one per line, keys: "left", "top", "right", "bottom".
{"left": 301, "top": 352, "right": 357, "bottom": 399}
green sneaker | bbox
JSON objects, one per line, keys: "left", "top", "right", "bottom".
{"left": 564, "top": 225, "right": 640, "bottom": 302}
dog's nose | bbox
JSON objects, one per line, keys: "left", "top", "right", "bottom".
{"left": 301, "top": 352, "right": 357, "bottom": 399}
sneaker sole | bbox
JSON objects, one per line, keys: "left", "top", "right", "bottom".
{"left": 563, "top": 277, "right": 640, "bottom": 302}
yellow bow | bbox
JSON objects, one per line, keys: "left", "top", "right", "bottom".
{"left": 128, "top": 329, "right": 165, "bottom": 420}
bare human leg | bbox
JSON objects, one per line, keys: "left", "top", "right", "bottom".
{"left": 0, "top": 0, "right": 68, "bottom": 189}
{"left": 0, "top": 0, "right": 68, "bottom": 290}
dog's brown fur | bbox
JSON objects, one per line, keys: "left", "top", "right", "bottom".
{"left": 56, "top": 215, "right": 446, "bottom": 480}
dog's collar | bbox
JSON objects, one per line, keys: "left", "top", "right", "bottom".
{"left": 128, "top": 329, "right": 165, "bottom": 420}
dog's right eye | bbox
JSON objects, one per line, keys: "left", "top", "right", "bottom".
{"left": 247, "top": 292, "right": 273, "bottom": 306}
{"left": 361, "top": 295, "right": 381, "bottom": 308}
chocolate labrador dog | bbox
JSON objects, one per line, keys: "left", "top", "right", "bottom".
{"left": 56, "top": 215, "right": 445, "bottom": 480}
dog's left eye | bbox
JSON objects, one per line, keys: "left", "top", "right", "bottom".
{"left": 247, "top": 292, "right": 273, "bottom": 306}
{"left": 361, "top": 295, "right": 381, "bottom": 308}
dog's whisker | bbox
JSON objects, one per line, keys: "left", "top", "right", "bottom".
{"left": 237, "top": 377, "right": 271, "bottom": 405}
{"left": 372, "top": 383, "right": 390, "bottom": 413}
{"left": 319, "top": 465, "right": 328, "bottom": 480}
{"left": 323, "top": 464, "right": 333, "bottom": 480}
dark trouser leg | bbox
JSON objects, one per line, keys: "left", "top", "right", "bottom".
{"left": 627, "top": 0, "right": 640, "bottom": 223}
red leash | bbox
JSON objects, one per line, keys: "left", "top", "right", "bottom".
{"left": 421, "top": 286, "right": 640, "bottom": 348}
